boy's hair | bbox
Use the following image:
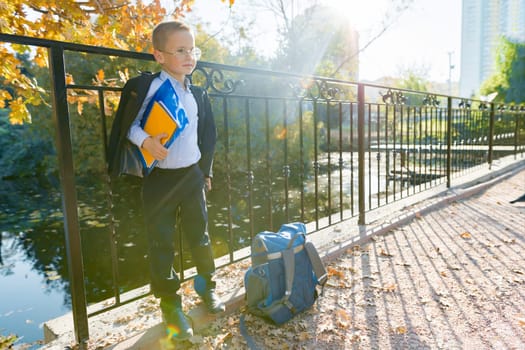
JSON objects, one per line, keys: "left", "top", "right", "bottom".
{"left": 152, "top": 21, "right": 192, "bottom": 50}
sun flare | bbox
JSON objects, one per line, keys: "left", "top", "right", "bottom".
{"left": 326, "top": 0, "right": 388, "bottom": 31}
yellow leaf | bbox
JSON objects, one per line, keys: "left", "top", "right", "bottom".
{"left": 66, "top": 74, "right": 75, "bottom": 85}
{"left": 34, "top": 49, "right": 48, "bottom": 67}
{"left": 327, "top": 266, "right": 345, "bottom": 279}
{"left": 97, "top": 69, "right": 105, "bottom": 83}
{"left": 9, "top": 98, "right": 31, "bottom": 124}
{"left": 460, "top": 232, "right": 472, "bottom": 239}
{"left": 396, "top": 326, "right": 407, "bottom": 334}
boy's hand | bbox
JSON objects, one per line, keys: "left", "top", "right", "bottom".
{"left": 142, "top": 133, "right": 169, "bottom": 160}
{"left": 205, "top": 177, "right": 212, "bottom": 192}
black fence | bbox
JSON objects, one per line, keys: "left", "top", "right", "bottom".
{"left": 1, "top": 33, "right": 524, "bottom": 348}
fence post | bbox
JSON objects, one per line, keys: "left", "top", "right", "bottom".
{"left": 513, "top": 112, "right": 519, "bottom": 159}
{"left": 488, "top": 103, "right": 495, "bottom": 169}
{"left": 357, "top": 83, "right": 365, "bottom": 225}
{"left": 48, "top": 45, "right": 89, "bottom": 348}
{"left": 446, "top": 97, "right": 452, "bottom": 187}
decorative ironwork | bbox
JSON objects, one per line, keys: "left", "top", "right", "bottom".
{"left": 192, "top": 66, "right": 244, "bottom": 94}
{"left": 289, "top": 78, "right": 341, "bottom": 100}
{"left": 478, "top": 102, "right": 488, "bottom": 110}
{"left": 380, "top": 89, "right": 407, "bottom": 105}
{"left": 318, "top": 80, "right": 340, "bottom": 100}
{"left": 422, "top": 94, "right": 440, "bottom": 107}
{"left": 458, "top": 99, "right": 471, "bottom": 108}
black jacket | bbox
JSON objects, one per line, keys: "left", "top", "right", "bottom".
{"left": 107, "top": 72, "right": 217, "bottom": 178}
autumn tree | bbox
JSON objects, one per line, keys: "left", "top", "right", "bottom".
{"left": 0, "top": 0, "right": 234, "bottom": 124}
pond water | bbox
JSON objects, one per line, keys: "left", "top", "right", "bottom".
{"left": 0, "top": 232, "right": 70, "bottom": 349}
{"left": 0, "top": 178, "right": 71, "bottom": 348}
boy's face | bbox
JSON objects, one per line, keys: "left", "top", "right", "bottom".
{"left": 154, "top": 29, "right": 197, "bottom": 82}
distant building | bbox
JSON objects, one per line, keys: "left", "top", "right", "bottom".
{"left": 459, "top": 0, "right": 525, "bottom": 98}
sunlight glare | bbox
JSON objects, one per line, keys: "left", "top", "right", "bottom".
{"left": 326, "top": 0, "right": 388, "bottom": 32}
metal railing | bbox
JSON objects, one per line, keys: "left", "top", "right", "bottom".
{"left": 1, "top": 33, "right": 524, "bottom": 348}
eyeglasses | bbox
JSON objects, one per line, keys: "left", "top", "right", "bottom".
{"left": 159, "top": 47, "right": 202, "bottom": 60}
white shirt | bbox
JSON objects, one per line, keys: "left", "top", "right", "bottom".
{"left": 127, "top": 71, "right": 201, "bottom": 169}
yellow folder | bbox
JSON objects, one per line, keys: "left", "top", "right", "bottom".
{"left": 139, "top": 100, "right": 178, "bottom": 168}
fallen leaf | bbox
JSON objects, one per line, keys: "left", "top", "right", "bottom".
{"left": 327, "top": 266, "right": 345, "bottom": 279}
{"left": 296, "top": 331, "right": 311, "bottom": 341}
{"left": 347, "top": 245, "right": 362, "bottom": 255}
{"left": 396, "top": 262, "right": 411, "bottom": 267}
{"left": 317, "top": 317, "right": 335, "bottom": 333}
{"left": 347, "top": 266, "right": 357, "bottom": 274}
{"left": 379, "top": 248, "right": 393, "bottom": 257}
{"left": 382, "top": 283, "right": 397, "bottom": 293}
{"left": 210, "top": 332, "right": 231, "bottom": 347}
{"left": 335, "top": 308, "right": 351, "bottom": 329}
{"left": 460, "top": 232, "right": 472, "bottom": 239}
{"left": 440, "top": 271, "right": 448, "bottom": 277}
{"left": 438, "top": 297, "right": 451, "bottom": 308}
{"left": 350, "top": 331, "right": 361, "bottom": 342}
{"left": 395, "top": 326, "right": 407, "bottom": 334}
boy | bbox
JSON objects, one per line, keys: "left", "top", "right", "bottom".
{"left": 107, "top": 20, "right": 224, "bottom": 340}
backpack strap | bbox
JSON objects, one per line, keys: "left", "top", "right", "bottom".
{"left": 281, "top": 248, "right": 295, "bottom": 306}
{"left": 304, "top": 241, "right": 328, "bottom": 287}
{"left": 239, "top": 313, "right": 260, "bottom": 350}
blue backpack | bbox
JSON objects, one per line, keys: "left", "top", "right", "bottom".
{"left": 243, "top": 222, "right": 327, "bottom": 325}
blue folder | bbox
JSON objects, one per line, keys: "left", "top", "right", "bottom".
{"left": 137, "top": 79, "right": 188, "bottom": 175}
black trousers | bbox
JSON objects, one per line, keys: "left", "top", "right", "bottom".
{"left": 141, "top": 164, "right": 215, "bottom": 303}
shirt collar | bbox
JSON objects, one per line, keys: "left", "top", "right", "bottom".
{"left": 160, "top": 71, "right": 192, "bottom": 91}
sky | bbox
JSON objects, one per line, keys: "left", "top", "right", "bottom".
{"left": 179, "top": 0, "right": 463, "bottom": 83}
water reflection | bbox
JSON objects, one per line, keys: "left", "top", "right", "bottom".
{"left": 0, "top": 179, "right": 70, "bottom": 348}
